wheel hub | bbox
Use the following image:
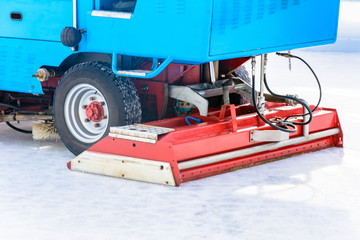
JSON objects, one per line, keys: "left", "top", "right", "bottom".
{"left": 63, "top": 83, "right": 109, "bottom": 144}
{"left": 85, "top": 101, "right": 104, "bottom": 122}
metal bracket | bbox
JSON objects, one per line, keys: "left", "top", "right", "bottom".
{"left": 109, "top": 124, "right": 174, "bottom": 143}
{"left": 70, "top": 151, "right": 176, "bottom": 186}
{"left": 250, "top": 130, "right": 289, "bottom": 142}
{"left": 112, "top": 54, "right": 173, "bottom": 79}
{"left": 168, "top": 85, "right": 209, "bottom": 116}
{"left": 219, "top": 104, "right": 238, "bottom": 132}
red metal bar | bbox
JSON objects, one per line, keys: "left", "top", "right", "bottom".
{"left": 179, "top": 136, "right": 337, "bottom": 183}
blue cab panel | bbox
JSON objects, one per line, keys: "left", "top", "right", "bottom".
{"left": 0, "top": 0, "right": 73, "bottom": 94}
{"left": 0, "top": 38, "right": 73, "bottom": 94}
{"left": 84, "top": 0, "right": 340, "bottom": 64}
{"left": 0, "top": 0, "right": 73, "bottom": 41}
{"left": 210, "top": 0, "right": 340, "bottom": 57}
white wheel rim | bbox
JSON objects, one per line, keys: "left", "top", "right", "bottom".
{"left": 64, "top": 83, "right": 109, "bottom": 144}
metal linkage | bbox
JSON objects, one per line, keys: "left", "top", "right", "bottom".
{"left": 259, "top": 54, "right": 267, "bottom": 114}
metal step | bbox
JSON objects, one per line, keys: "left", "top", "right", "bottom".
{"left": 109, "top": 124, "right": 175, "bottom": 143}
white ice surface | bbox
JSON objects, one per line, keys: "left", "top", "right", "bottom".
{"left": 1, "top": 1, "right": 360, "bottom": 240}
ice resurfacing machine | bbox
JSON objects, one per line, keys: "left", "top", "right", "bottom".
{"left": 0, "top": 0, "right": 342, "bottom": 186}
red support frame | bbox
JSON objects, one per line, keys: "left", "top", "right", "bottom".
{"left": 85, "top": 103, "right": 343, "bottom": 186}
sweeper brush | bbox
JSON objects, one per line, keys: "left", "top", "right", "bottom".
{"left": 32, "top": 123, "right": 60, "bottom": 141}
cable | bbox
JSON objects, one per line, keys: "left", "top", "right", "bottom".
{"left": 185, "top": 116, "right": 202, "bottom": 126}
{"left": 252, "top": 74, "right": 297, "bottom": 133}
{"left": 0, "top": 103, "right": 38, "bottom": 134}
{"left": 5, "top": 122, "right": 32, "bottom": 134}
{"left": 263, "top": 74, "right": 313, "bottom": 126}
{"left": 276, "top": 52, "right": 322, "bottom": 122}
{"left": 251, "top": 53, "right": 322, "bottom": 133}
{"left": 0, "top": 103, "right": 23, "bottom": 112}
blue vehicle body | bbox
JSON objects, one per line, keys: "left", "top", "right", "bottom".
{"left": 0, "top": 0, "right": 340, "bottom": 94}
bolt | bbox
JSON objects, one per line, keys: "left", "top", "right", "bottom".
{"left": 84, "top": 119, "right": 90, "bottom": 122}
{"left": 82, "top": 105, "right": 87, "bottom": 109}
{"left": 141, "top": 85, "right": 149, "bottom": 92}
{"left": 89, "top": 97, "right": 96, "bottom": 101}
{"left": 103, "top": 115, "right": 108, "bottom": 119}
{"left": 100, "top": 102, "right": 105, "bottom": 106}
{"left": 94, "top": 123, "right": 100, "bottom": 128}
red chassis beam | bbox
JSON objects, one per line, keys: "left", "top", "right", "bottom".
{"left": 68, "top": 103, "right": 343, "bottom": 186}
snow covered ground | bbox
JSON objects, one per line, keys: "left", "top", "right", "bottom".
{"left": 1, "top": 1, "right": 360, "bottom": 240}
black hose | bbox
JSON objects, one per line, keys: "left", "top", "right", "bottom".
{"left": 252, "top": 74, "right": 298, "bottom": 133}
{"left": 1, "top": 103, "right": 37, "bottom": 134}
{"left": 263, "top": 74, "right": 313, "bottom": 126}
{"left": 276, "top": 53, "right": 322, "bottom": 122}
{"left": 5, "top": 122, "right": 32, "bottom": 134}
{"left": 0, "top": 103, "right": 23, "bottom": 112}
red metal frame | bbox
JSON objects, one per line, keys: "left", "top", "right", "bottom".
{"left": 133, "top": 63, "right": 201, "bottom": 119}
{"left": 220, "top": 57, "right": 251, "bottom": 75}
{"left": 84, "top": 103, "right": 343, "bottom": 186}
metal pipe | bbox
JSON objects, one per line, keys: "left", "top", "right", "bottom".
{"left": 260, "top": 54, "right": 265, "bottom": 99}
{"left": 178, "top": 128, "right": 340, "bottom": 170}
{"left": 251, "top": 57, "right": 256, "bottom": 107}
{"left": 209, "top": 61, "right": 216, "bottom": 84}
{"left": 223, "top": 87, "right": 230, "bottom": 105}
{"left": 303, "top": 106, "right": 310, "bottom": 136}
{"left": 73, "top": 0, "right": 77, "bottom": 28}
{"left": 72, "top": 0, "right": 77, "bottom": 51}
{"left": 258, "top": 54, "right": 267, "bottom": 114}
{"left": 1, "top": 114, "right": 53, "bottom": 123}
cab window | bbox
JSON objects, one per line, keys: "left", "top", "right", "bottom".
{"left": 98, "top": 0, "right": 137, "bottom": 13}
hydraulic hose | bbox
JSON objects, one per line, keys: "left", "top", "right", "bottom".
{"left": 276, "top": 52, "right": 322, "bottom": 122}
{"left": 251, "top": 52, "right": 322, "bottom": 133}
{"left": 5, "top": 122, "right": 32, "bottom": 134}
{"left": 263, "top": 74, "right": 313, "bottom": 126}
{"left": 252, "top": 74, "right": 297, "bottom": 133}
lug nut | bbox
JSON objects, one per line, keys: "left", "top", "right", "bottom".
{"left": 94, "top": 123, "right": 100, "bottom": 128}
{"left": 100, "top": 102, "right": 105, "bottom": 106}
{"left": 103, "top": 115, "right": 108, "bottom": 119}
{"left": 84, "top": 119, "right": 90, "bottom": 122}
{"left": 89, "top": 97, "right": 96, "bottom": 101}
{"left": 82, "top": 105, "right": 87, "bottom": 109}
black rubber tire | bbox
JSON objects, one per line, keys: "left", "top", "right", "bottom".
{"left": 54, "top": 62, "right": 141, "bottom": 155}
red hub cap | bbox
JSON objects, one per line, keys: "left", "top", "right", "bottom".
{"left": 85, "top": 101, "right": 105, "bottom": 122}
